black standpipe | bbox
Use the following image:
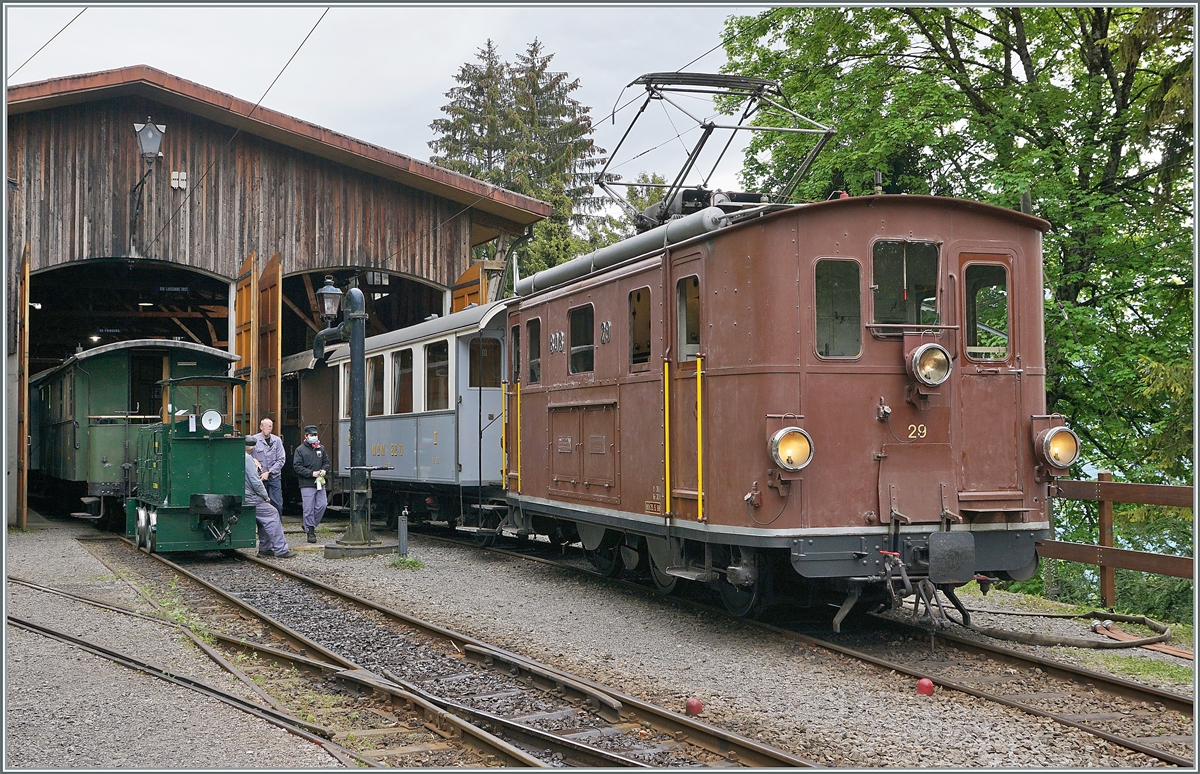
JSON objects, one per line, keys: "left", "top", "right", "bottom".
{"left": 313, "top": 285, "right": 376, "bottom": 546}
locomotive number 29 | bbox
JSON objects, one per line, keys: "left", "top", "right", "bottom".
{"left": 908, "top": 424, "right": 927, "bottom": 439}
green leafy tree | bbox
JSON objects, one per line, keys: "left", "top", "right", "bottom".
{"left": 429, "top": 39, "right": 607, "bottom": 276}
{"left": 723, "top": 8, "right": 1193, "bottom": 614}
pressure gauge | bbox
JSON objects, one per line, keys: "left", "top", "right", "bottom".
{"left": 201, "top": 410, "right": 223, "bottom": 432}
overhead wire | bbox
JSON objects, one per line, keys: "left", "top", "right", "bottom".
{"left": 142, "top": 7, "right": 330, "bottom": 254}
{"left": 8, "top": 7, "right": 87, "bottom": 80}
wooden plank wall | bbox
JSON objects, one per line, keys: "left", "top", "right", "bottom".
{"left": 6, "top": 96, "right": 474, "bottom": 288}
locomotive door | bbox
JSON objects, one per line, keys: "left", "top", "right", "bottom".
{"left": 955, "top": 252, "right": 1021, "bottom": 493}
{"left": 668, "top": 253, "right": 703, "bottom": 520}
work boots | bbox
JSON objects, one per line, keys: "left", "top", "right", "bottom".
{"left": 306, "top": 528, "right": 317, "bottom": 543}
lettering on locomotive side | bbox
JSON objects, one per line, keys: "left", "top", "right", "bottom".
{"left": 645, "top": 500, "right": 662, "bottom": 514}
{"left": 600, "top": 321, "right": 611, "bottom": 344}
{"left": 548, "top": 331, "right": 565, "bottom": 353}
{"left": 556, "top": 436, "right": 573, "bottom": 453}
{"left": 589, "top": 435, "right": 606, "bottom": 454}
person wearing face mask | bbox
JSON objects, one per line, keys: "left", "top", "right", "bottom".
{"left": 293, "top": 425, "right": 329, "bottom": 543}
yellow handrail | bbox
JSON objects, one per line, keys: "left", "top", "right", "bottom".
{"left": 516, "top": 381, "right": 522, "bottom": 493}
{"left": 663, "top": 361, "right": 671, "bottom": 518}
{"left": 696, "top": 356, "right": 703, "bottom": 523}
{"left": 500, "top": 382, "right": 507, "bottom": 483}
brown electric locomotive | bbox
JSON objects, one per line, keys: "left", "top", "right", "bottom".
{"left": 502, "top": 192, "right": 1080, "bottom": 626}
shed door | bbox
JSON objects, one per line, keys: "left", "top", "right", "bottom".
{"left": 956, "top": 253, "right": 1021, "bottom": 492}
{"left": 257, "top": 252, "right": 282, "bottom": 427}
{"left": 232, "top": 252, "right": 257, "bottom": 434}
{"left": 15, "top": 245, "right": 29, "bottom": 528}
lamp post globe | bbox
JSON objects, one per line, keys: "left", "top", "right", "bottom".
{"left": 133, "top": 117, "right": 166, "bottom": 163}
{"left": 315, "top": 275, "right": 344, "bottom": 323}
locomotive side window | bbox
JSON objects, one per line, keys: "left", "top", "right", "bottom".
{"left": 677, "top": 276, "right": 700, "bottom": 361}
{"left": 964, "top": 264, "right": 1010, "bottom": 360}
{"left": 367, "top": 355, "right": 385, "bottom": 416}
{"left": 342, "top": 365, "right": 350, "bottom": 419}
{"left": 393, "top": 348, "right": 413, "bottom": 413}
{"left": 568, "top": 305, "right": 594, "bottom": 374}
{"left": 425, "top": 340, "right": 450, "bottom": 410}
{"left": 510, "top": 325, "right": 521, "bottom": 383}
{"left": 527, "top": 319, "right": 541, "bottom": 383}
{"left": 630, "top": 288, "right": 652, "bottom": 365}
{"left": 815, "top": 259, "right": 862, "bottom": 357}
{"left": 872, "top": 241, "right": 939, "bottom": 328}
{"left": 470, "top": 337, "right": 502, "bottom": 388}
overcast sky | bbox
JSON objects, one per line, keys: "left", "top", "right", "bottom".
{"left": 6, "top": 4, "right": 772, "bottom": 194}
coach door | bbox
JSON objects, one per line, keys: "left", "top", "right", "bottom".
{"left": 956, "top": 252, "right": 1021, "bottom": 494}
{"left": 668, "top": 253, "right": 703, "bottom": 521}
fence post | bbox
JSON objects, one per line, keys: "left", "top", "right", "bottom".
{"left": 1098, "top": 470, "right": 1115, "bottom": 608}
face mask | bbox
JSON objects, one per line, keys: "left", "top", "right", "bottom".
{"left": 308, "top": 435, "right": 319, "bottom": 444}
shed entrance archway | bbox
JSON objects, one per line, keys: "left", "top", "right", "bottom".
{"left": 28, "top": 260, "right": 231, "bottom": 372}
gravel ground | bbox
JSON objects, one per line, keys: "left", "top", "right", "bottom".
{"left": 4, "top": 518, "right": 340, "bottom": 769}
{"left": 282, "top": 531, "right": 1185, "bottom": 768}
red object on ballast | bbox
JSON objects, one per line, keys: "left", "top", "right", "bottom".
{"left": 685, "top": 697, "right": 704, "bottom": 716}
{"left": 917, "top": 678, "right": 934, "bottom": 696}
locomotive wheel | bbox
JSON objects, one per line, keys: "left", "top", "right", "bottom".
{"left": 648, "top": 554, "right": 678, "bottom": 595}
{"left": 147, "top": 526, "right": 157, "bottom": 554}
{"left": 135, "top": 510, "right": 148, "bottom": 549}
{"left": 475, "top": 512, "right": 499, "bottom": 548}
{"left": 586, "top": 544, "right": 624, "bottom": 577}
{"left": 718, "top": 551, "right": 770, "bottom": 618}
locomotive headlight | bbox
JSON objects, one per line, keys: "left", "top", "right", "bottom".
{"left": 769, "top": 427, "right": 813, "bottom": 472}
{"left": 1036, "top": 426, "right": 1081, "bottom": 469}
{"left": 910, "top": 343, "right": 952, "bottom": 386}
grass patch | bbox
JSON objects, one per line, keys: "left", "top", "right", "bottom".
{"left": 315, "top": 525, "right": 337, "bottom": 536}
{"left": 1071, "top": 650, "right": 1195, "bottom": 685}
{"left": 6, "top": 526, "right": 35, "bottom": 534}
{"left": 387, "top": 555, "right": 424, "bottom": 571}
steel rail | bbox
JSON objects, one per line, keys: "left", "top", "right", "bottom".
{"left": 5, "top": 614, "right": 381, "bottom": 768}
{"left": 417, "top": 530, "right": 1195, "bottom": 767}
{"left": 98, "top": 540, "right": 546, "bottom": 767}
{"left": 236, "top": 552, "right": 815, "bottom": 767}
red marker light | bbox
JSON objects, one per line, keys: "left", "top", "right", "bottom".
{"left": 685, "top": 697, "right": 703, "bottom": 716}
{"left": 917, "top": 678, "right": 934, "bottom": 695}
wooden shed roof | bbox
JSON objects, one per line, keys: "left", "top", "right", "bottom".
{"left": 7, "top": 65, "right": 552, "bottom": 229}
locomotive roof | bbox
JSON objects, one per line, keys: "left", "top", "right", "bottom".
{"left": 325, "top": 301, "right": 508, "bottom": 363}
{"left": 29, "top": 339, "right": 238, "bottom": 387}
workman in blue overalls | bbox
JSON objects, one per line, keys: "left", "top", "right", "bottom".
{"left": 293, "top": 425, "right": 329, "bottom": 543}
{"left": 251, "top": 417, "right": 286, "bottom": 518}
{"left": 245, "top": 435, "right": 294, "bottom": 558}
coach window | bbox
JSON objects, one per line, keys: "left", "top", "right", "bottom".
{"left": 630, "top": 288, "right": 652, "bottom": 366}
{"left": 964, "top": 264, "right": 1010, "bottom": 360}
{"left": 470, "top": 337, "right": 502, "bottom": 388}
{"left": 341, "top": 365, "right": 350, "bottom": 419}
{"left": 677, "top": 276, "right": 700, "bottom": 361}
{"left": 872, "top": 241, "right": 939, "bottom": 330}
{"left": 425, "top": 340, "right": 450, "bottom": 410}
{"left": 392, "top": 348, "right": 413, "bottom": 413}
{"left": 527, "top": 318, "right": 542, "bottom": 383}
{"left": 510, "top": 325, "right": 521, "bottom": 383}
{"left": 569, "top": 305, "right": 594, "bottom": 374}
{"left": 367, "top": 355, "right": 385, "bottom": 416}
{"left": 815, "top": 259, "right": 862, "bottom": 357}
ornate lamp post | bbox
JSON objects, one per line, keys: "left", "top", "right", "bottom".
{"left": 312, "top": 276, "right": 377, "bottom": 546}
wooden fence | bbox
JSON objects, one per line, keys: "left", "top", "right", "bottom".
{"left": 1042, "top": 471, "right": 1194, "bottom": 608}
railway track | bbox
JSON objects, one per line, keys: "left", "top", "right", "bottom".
{"left": 75, "top": 537, "right": 814, "bottom": 768}
{"left": 418, "top": 528, "right": 1195, "bottom": 767}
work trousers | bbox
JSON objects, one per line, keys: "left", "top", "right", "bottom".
{"left": 254, "top": 502, "right": 289, "bottom": 555}
{"left": 265, "top": 474, "right": 283, "bottom": 517}
{"left": 301, "top": 487, "right": 327, "bottom": 531}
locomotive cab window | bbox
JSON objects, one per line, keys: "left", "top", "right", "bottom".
{"left": 425, "top": 340, "right": 449, "bottom": 411}
{"left": 630, "top": 288, "right": 651, "bottom": 366}
{"left": 393, "top": 348, "right": 413, "bottom": 413}
{"left": 964, "top": 264, "right": 1010, "bottom": 360}
{"left": 367, "top": 355, "right": 385, "bottom": 416}
{"left": 470, "top": 337, "right": 502, "bottom": 388}
{"left": 872, "top": 241, "right": 939, "bottom": 331}
{"left": 815, "top": 259, "right": 862, "bottom": 357}
{"left": 510, "top": 325, "right": 520, "bottom": 384}
{"left": 527, "top": 318, "right": 541, "bottom": 383}
{"left": 568, "top": 305, "right": 594, "bottom": 374}
{"left": 677, "top": 276, "right": 700, "bottom": 361}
